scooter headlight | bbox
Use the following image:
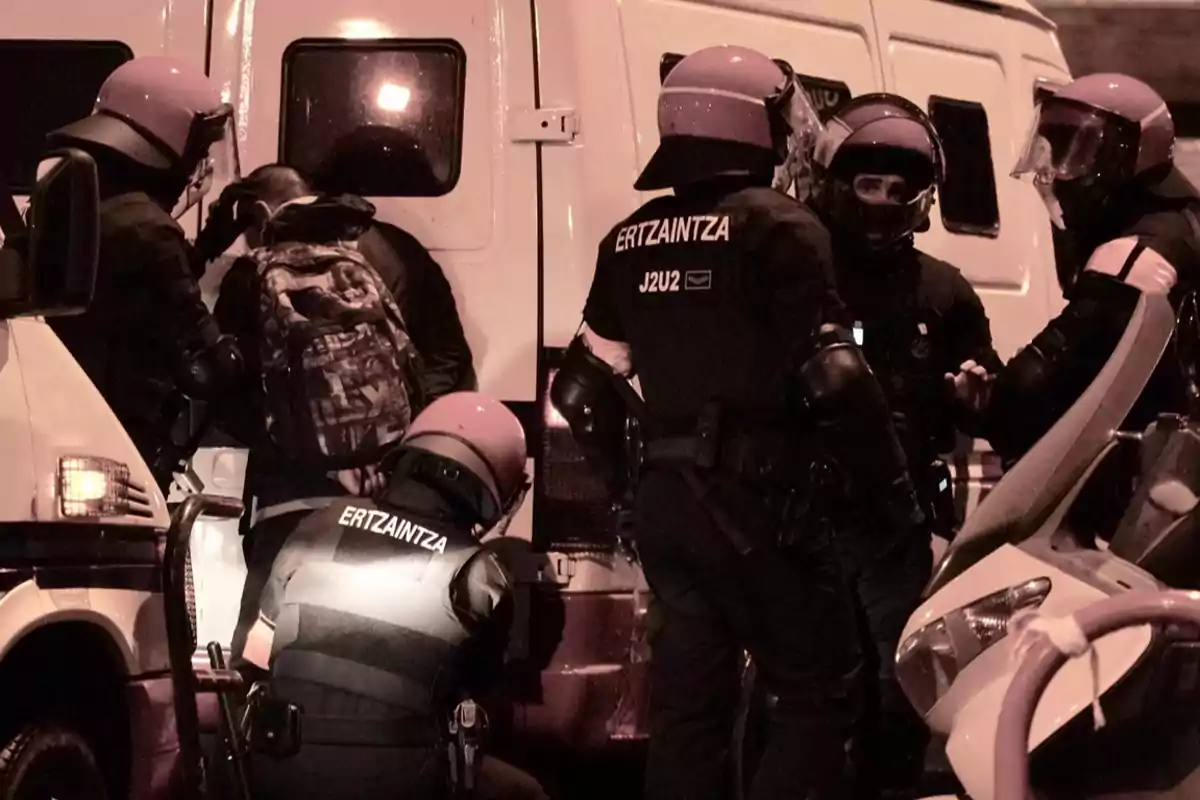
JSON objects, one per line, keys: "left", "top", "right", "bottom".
{"left": 896, "top": 577, "right": 1052, "bottom": 717}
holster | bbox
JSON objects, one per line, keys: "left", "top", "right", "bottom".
{"left": 918, "top": 457, "right": 957, "bottom": 540}
{"left": 150, "top": 394, "right": 205, "bottom": 490}
{"left": 447, "top": 698, "right": 487, "bottom": 798}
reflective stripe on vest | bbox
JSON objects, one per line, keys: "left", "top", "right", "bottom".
{"left": 271, "top": 535, "right": 479, "bottom": 714}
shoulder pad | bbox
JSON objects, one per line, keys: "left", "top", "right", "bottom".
{"left": 1083, "top": 237, "right": 1177, "bottom": 296}
{"left": 451, "top": 548, "right": 512, "bottom": 623}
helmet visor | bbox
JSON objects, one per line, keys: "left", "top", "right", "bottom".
{"left": 773, "top": 77, "right": 825, "bottom": 198}
{"left": 173, "top": 106, "right": 241, "bottom": 219}
{"left": 1012, "top": 101, "right": 1111, "bottom": 185}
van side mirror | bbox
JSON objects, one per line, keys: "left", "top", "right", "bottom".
{"left": 0, "top": 148, "right": 100, "bottom": 320}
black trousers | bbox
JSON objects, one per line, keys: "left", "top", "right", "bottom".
{"left": 634, "top": 469, "right": 862, "bottom": 800}
{"left": 837, "top": 526, "right": 933, "bottom": 800}
{"left": 245, "top": 678, "right": 551, "bottom": 800}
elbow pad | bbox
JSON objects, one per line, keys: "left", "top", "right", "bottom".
{"left": 550, "top": 336, "right": 632, "bottom": 496}
{"left": 986, "top": 272, "right": 1142, "bottom": 462}
{"left": 799, "top": 324, "right": 924, "bottom": 532}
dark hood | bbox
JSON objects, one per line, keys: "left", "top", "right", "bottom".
{"left": 809, "top": 199, "right": 917, "bottom": 280}
{"left": 264, "top": 193, "right": 377, "bottom": 246}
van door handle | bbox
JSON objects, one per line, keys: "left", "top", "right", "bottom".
{"left": 508, "top": 108, "right": 580, "bottom": 143}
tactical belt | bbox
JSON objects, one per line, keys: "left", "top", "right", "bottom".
{"left": 642, "top": 433, "right": 788, "bottom": 557}
{"left": 301, "top": 713, "right": 440, "bottom": 748}
{"left": 272, "top": 650, "right": 432, "bottom": 713}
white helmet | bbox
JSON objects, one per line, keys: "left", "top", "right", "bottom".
{"left": 48, "top": 56, "right": 241, "bottom": 218}
{"left": 390, "top": 392, "right": 529, "bottom": 533}
{"left": 1012, "top": 72, "right": 1175, "bottom": 231}
{"left": 636, "top": 45, "right": 823, "bottom": 195}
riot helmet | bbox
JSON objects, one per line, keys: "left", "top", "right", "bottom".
{"left": 1012, "top": 73, "right": 1174, "bottom": 232}
{"left": 635, "top": 45, "right": 824, "bottom": 194}
{"left": 811, "top": 93, "right": 945, "bottom": 250}
{"left": 48, "top": 56, "right": 241, "bottom": 218}
{"left": 385, "top": 392, "right": 530, "bottom": 536}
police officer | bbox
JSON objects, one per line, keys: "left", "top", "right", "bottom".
{"left": 807, "top": 93, "right": 1002, "bottom": 800}
{"left": 237, "top": 391, "right": 548, "bottom": 800}
{"left": 979, "top": 74, "right": 1200, "bottom": 469}
{"left": 550, "top": 45, "right": 925, "bottom": 800}
{"left": 43, "top": 56, "right": 244, "bottom": 484}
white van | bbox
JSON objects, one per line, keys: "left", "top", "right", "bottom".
{"left": 0, "top": 148, "right": 202, "bottom": 795}
{"left": 0, "top": 0, "right": 1071, "bottom": 787}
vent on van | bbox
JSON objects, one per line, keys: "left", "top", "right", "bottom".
{"left": 658, "top": 52, "right": 851, "bottom": 122}
{"left": 532, "top": 348, "right": 619, "bottom": 554}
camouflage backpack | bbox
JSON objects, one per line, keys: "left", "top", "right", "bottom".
{"left": 252, "top": 241, "right": 422, "bottom": 470}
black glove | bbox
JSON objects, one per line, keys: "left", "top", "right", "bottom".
{"left": 179, "top": 334, "right": 245, "bottom": 400}
{"left": 194, "top": 183, "right": 256, "bottom": 267}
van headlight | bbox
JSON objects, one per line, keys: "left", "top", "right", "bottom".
{"left": 896, "top": 577, "right": 1052, "bottom": 717}
{"left": 58, "top": 456, "right": 132, "bottom": 518}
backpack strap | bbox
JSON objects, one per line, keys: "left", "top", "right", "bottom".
{"left": 357, "top": 224, "right": 411, "bottom": 307}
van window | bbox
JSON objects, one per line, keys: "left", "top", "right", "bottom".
{"left": 928, "top": 95, "right": 1001, "bottom": 238}
{"left": 658, "top": 52, "right": 852, "bottom": 122}
{"left": 0, "top": 40, "right": 132, "bottom": 193}
{"left": 280, "top": 39, "right": 467, "bottom": 197}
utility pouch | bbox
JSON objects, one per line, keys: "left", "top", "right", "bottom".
{"left": 923, "top": 457, "right": 957, "bottom": 539}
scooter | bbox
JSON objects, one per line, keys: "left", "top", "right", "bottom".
{"left": 992, "top": 590, "right": 1200, "bottom": 800}
{"left": 900, "top": 282, "right": 1200, "bottom": 800}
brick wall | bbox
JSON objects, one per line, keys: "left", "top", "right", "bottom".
{"left": 1031, "top": 2, "right": 1200, "bottom": 184}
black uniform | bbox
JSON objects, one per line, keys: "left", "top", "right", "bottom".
{"left": 47, "top": 192, "right": 223, "bottom": 466}
{"left": 830, "top": 237, "right": 1001, "bottom": 798}
{"left": 244, "top": 481, "right": 544, "bottom": 800}
{"left": 836, "top": 244, "right": 1001, "bottom": 489}
{"left": 984, "top": 171, "right": 1200, "bottom": 538}
{"left": 578, "top": 178, "right": 920, "bottom": 800}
